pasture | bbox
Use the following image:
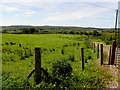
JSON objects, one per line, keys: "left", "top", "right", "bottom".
{"left": 2, "top": 34, "right": 111, "bottom": 89}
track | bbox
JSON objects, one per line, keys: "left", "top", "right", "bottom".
{"left": 115, "top": 48, "right": 120, "bottom": 65}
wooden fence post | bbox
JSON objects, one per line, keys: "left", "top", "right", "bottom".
{"left": 100, "top": 44, "right": 103, "bottom": 65}
{"left": 93, "top": 43, "right": 95, "bottom": 53}
{"left": 108, "top": 46, "right": 111, "bottom": 65}
{"left": 97, "top": 44, "right": 99, "bottom": 58}
{"left": 34, "top": 47, "right": 41, "bottom": 85}
{"left": 110, "top": 40, "right": 116, "bottom": 65}
{"left": 81, "top": 48, "right": 84, "bottom": 70}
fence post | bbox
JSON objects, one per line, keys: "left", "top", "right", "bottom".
{"left": 100, "top": 44, "right": 103, "bottom": 65}
{"left": 110, "top": 40, "right": 116, "bottom": 65}
{"left": 93, "top": 43, "right": 95, "bottom": 53}
{"left": 108, "top": 46, "right": 111, "bottom": 65}
{"left": 97, "top": 44, "right": 99, "bottom": 58}
{"left": 81, "top": 48, "right": 84, "bottom": 70}
{"left": 34, "top": 47, "right": 41, "bottom": 85}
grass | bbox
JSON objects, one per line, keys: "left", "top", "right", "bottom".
{"left": 2, "top": 34, "right": 112, "bottom": 89}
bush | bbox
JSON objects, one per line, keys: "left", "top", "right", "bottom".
{"left": 69, "top": 31, "right": 75, "bottom": 34}
{"left": 88, "top": 56, "right": 92, "bottom": 59}
{"left": 106, "top": 42, "right": 109, "bottom": 45}
{"left": 5, "top": 42, "right": 9, "bottom": 45}
{"left": 61, "top": 49, "right": 64, "bottom": 54}
{"left": 10, "top": 42, "right": 16, "bottom": 45}
{"left": 52, "top": 59, "right": 72, "bottom": 77}
{"left": 77, "top": 43, "right": 80, "bottom": 46}
{"left": 73, "top": 43, "right": 76, "bottom": 46}
{"left": 92, "top": 31, "right": 101, "bottom": 36}
{"left": 68, "top": 55, "right": 75, "bottom": 62}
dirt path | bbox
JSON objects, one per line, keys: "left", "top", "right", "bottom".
{"left": 94, "top": 42, "right": 119, "bottom": 89}
{"left": 103, "top": 65, "right": 119, "bottom": 88}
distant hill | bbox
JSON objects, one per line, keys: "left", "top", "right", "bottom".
{"left": 1, "top": 25, "right": 114, "bottom": 33}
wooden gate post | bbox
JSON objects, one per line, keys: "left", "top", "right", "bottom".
{"left": 81, "top": 48, "right": 84, "bottom": 70}
{"left": 108, "top": 46, "right": 111, "bottom": 65}
{"left": 100, "top": 44, "right": 103, "bottom": 65}
{"left": 97, "top": 44, "right": 99, "bottom": 58}
{"left": 110, "top": 40, "right": 116, "bottom": 65}
{"left": 34, "top": 48, "right": 41, "bottom": 85}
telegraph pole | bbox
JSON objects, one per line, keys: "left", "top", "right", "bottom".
{"left": 115, "top": 10, "right": 118, "bottom": 39}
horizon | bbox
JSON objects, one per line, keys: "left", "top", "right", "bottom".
{"left": 0, "top": 25, "right": 115, "bottom": 29}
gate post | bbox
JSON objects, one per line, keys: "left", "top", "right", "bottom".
{"left": 110, "top": 40, "right": 116, "bottom": 65}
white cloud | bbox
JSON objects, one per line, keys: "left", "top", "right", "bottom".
{"left": 1, "top": 1, "right": 119, "bottom": 27}
{"left": 14, "top": 10, "right": 36, "bottom": 17}
{"left": 24, "top": 10, "right": 35, "bottom": 16}
{"left": 0, "top": 4, "right": 36, "bottom": 17}
{"left": 42, "top": 6, "right": 109, "bottom": 22}
{"left": 0, "top": 5, "right": 19, "bottom": 12}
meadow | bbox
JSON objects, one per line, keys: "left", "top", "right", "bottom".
{"left": 2, "top": 34, "right": 111, "bottom": 89}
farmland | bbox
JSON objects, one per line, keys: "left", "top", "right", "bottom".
{"left": 2, "top": 33, "right": 112, "bottom": 89}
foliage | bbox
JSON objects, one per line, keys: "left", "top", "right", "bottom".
{"left": 92, "top": 31, "right": 102, "bottom": 36}
{"left": 52, "top": 59, "right": 72, "bottom": 77}
{"left": 22, "top": 28, "right": 36, "bottom": 34}
{"left": 69, "top": 31, "right": 75, "bottom": 34}
{"left": 68, "top": 55, "right": 75, "bottom": 62}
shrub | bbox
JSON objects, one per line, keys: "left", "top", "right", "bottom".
{"left": 5, "top": 42, "right": 9, "bottom": 45}
{"left": 73, "top": 43, "right": 76, "bottom": 46}
{"left": 77, "top": 43, "right": 80, "bottom": 46}
{"left": 61, "top": 49, "right": 64, "bottom": 54}
{"left": 52, "top": 59, "right": 72, "bottom": 77}
{"left": 92, "top": 31, "right": 101, "bottom": 36}
{"left": 53, "top": 49, "right": 55, "bottom": 51}
{"left": 19, "top": 44, "right": 21, "bottom": 47}
{"left": 88, "top": 56, "right": 92, "bottom": 59}
{"left": 10, "top": 42, "right": 16, "bottom": 45}
{"left": 68, "top": 55, "right": 75, "bottom": 62}
{"left": 49, "top": 49, "right": 52, "bottom": 52}
{"left": 69, "top": 31, "right": 75, "bottom": 34}
{"left": 106, "top": 42, "right": 109, "bottom": 45}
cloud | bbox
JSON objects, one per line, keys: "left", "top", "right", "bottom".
{"left": 23, "top": 10, "right": 35, "bottom": 16}
{"left": 0, "top": 5, "right": 19, "bottom": 12}
{"left": 1, "top": 1, "right": 118, "bottom": 27}
{"left": 42, "top": 5, "right": 110, "bottom": 22}
{"left": 0, "top": 4, "right": 36, "bottom": 17}
{"left": 14, "top": 10, "right": 36, "bottom": 17}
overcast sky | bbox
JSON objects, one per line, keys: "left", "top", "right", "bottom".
{"left": 0, "top": 0, "right": 120, "bottom": 28}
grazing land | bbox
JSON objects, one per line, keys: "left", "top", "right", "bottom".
{"left": 2, "top": 33, "right": 113, "bottom": 89}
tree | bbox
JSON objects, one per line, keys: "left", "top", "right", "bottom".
{"left": 79, "top": 31, "right": 83, "bottom": 35}
{"left": 83, "top": 32, "right": 88, "bottom": 35}
{"left": 92, "top": 31, "right": 101, "bottom": 36}
{"left": 22, "top": 28, "right": 29, "bottom": 34}
{"left": 29, "top": 28, "right": 36, "bottom": 34}
{"left": 76, "top": 32, "right": 79, "bottom": 34}
{"left": 22, "top": 28, "right": 36, "bottom": 34}
{"left": 63, "top": 31, "right": 68, "bottom": 34}
{"left": 69, "top": 31, "right": 75, "bottom": 34}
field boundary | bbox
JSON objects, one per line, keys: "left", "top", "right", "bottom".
{"left": 94, "top": 41, "right": 119, "bottom": 88}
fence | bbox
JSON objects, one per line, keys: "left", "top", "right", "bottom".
{"left": 27, "top": 40, "right": 118, "bottom": 85}
{"left": 93, "top": 40, "right": 119, "bottom": 65}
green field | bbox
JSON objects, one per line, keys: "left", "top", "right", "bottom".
{"left": 2, "top": 34, "right": 111, "bottom": 89}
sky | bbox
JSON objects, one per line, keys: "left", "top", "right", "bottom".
{"left": 0, "top": 0, "right": 120, "bottom": 28}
